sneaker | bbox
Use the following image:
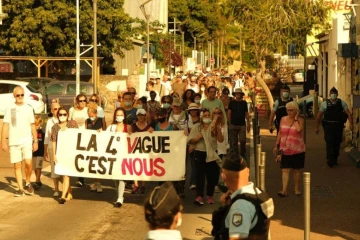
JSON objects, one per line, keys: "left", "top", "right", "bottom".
{"left": 36, "top": 182, "right": 43, "bottom": 188}
{"left": 14, "top": 189, "right": 25, "bottom": 197}
{"left": 76, "top": 181, "right": 83, "bottom": 187}
{"left": 194, "top": 196, "right": 204, "bottom": 205}
{"left": 90, "top": 183, "right": 97, "bottom": 192}
{"left": 53, "top": 191, "right": 60, "bottom": 197}
{"left": 96, "top": 183, "right": 103, "bottom": 193}
{"left": 207, "top": 196, "right": 215, "bottom": 204}
{"left": 114, "top": 202, "right": 122, "bottom": 208}
{"left": 140, "top": 186, "right": 146, "bottom": 194}
{"left": 131, "top": 185, "right": 139, "bottom": 194}
{"left": 23, "top": 184, "right": 34, "bottom": 195}
{"left": 189, "top": 185, "right": 196, "bottom": 190}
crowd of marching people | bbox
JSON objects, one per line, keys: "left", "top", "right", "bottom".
{"left": 0, "top": 69, "right": 256, "bottom": 207}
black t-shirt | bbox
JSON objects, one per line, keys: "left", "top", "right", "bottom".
{"left": 86, "top": 117, "right": 104, "bottom": 130}
{"left": 228, "top": 100, "right": 248, "bottom": 126}
{"left": 33, "top": 128, "right": 45, "bottom": 157}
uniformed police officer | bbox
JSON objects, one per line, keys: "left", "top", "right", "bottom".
{"left": 144, "top": 182, "right": 183, "bottom": 240}
{"left": 212, "top": 151, "right": 274, "bottom": 240}
{"left": 269, "top": 84, "right": 293, "bottom": 133}
{"left": 315, "top": 87, "right": 353, "bottom": 167}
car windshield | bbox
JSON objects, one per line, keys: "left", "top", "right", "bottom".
{"left": 26, "top": 85, "right": 39, "bottom": 93}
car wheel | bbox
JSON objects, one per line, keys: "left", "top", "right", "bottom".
{"left": 306, "top": 103, "right": 313, "bottom": 117}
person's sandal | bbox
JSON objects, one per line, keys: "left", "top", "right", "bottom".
{"left": 277, "top": 191, "right": 287, "bottom": 197}
{"left": 295, "top": 191, "right": 302, "bottom": 196}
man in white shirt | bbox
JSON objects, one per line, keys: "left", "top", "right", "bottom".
{"left": 44, "top": 102, "right": 61, "bottom": 197}
{"left": 234, "top": 73, "right": 244, "bottom": 89}
{"left": 159, "top": 74, "right": 172, "bottom": 97}
{"left": 1, "top": 86, "right": 38, "bottom": 197}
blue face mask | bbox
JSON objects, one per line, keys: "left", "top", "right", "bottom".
{"left": 137, "top": 104, "right": 143, "bottom": 109}
{"left": 202, "top": 118, "right": 212, "bottom": 124}
{"left": 282, "top": 92, "right": 289, "bottom": 98}
{"left": 124, "top": 102, "right": 132, "bottom": 107}
{"left": 163, "top": 103, "right": 170, "bottom": 109}
{"left": 195, "top": 99, "right": 200, "bottom": 104}
{"left": 330, "top": 94, "right": 337, "bottom": 100}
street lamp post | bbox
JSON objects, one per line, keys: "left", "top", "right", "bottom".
{"left": 76, "top": 0, "right": 80, "bottom": 95}
{"left": 139, "top": 0, "right": 153, "bottom": 82}
{"left": 93, "top": 0, "right": 97, "bottom": 94}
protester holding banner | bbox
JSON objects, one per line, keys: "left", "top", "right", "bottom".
{"left": 50, "top": 107, "right": 78, "bottom": 204}
{"left": 107, "top": 107, "right": 132, "bottom": 208}
{"left": 130, "top": 108, "right": 154, "bottom": 194}
{"left": 144, "top": 182, "right": 183, "bottom": 240}
{"left": 86, "top": 102, "right": 107, "bottom": 193}
{"left": 44, "top": 101, "right": 61, "bottom": 197}
{"left": 188, "top": 109, "right": 224, "bottom": 205}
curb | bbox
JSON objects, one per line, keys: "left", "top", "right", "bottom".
{"left": 346, "top": 151, "right": 360, "bottom": 168}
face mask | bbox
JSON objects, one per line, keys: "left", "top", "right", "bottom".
{"left": 282, "top": 92, "right": 289, "bottom": 98}
{"left": 176, "top": 218, "right": 182, "bottom": 228}
{"left": 202, "top": 118, "right": 212, "bottom": 124}
{"left": 116, "top": 116, "right": 124, "bottom": 123}
{"left": 163, "top": 103, "right": 170, "bottom": 109}
{"left": 137, "top": 104, "right": 143, "bottom": 109}
{"left": 59, "top": 116, "right": 67, "bottom": 122}
{"left": 157, "top": 117, "right": 166, "bottom": 123}
{"left": 195, "top": 99, "right": 200, "bottom": 104}
{"left": 201, "top": 87, "right": 205, "bottom": 91}
{"left": 90, "top": 117, "right": 96, "bottom": 121}
{"left": 124, "top": 101, "right": 132, "bottom": 107}
{"left": 330, "top": 94, "right": 337, "bottom": 100}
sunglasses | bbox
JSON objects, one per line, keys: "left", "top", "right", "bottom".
{"left": 59, "top": 113, "right": 68, "bottom": 117}
{"left": 129, "top": 92, "right": 136, "bottom": 94}
{"left": 90, "top": 99, "right": 97, "bottom": 102}
{"left": 53, "top": 108, "right": 59, "bottom": 111}
{"left": 78, "top": 100, "right": 86, "bottom": 103}
{"left": 16, "top": 94, "right": 24, "bottom": 97}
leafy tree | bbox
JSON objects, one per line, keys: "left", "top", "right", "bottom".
{"left": 0, "top": 0, "right": 136, "bottom": 64}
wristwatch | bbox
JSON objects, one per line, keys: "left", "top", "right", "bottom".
{"left": 33, "top": 139, "right": 38, "bottom": 143}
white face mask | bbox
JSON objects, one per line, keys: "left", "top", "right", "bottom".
{"left": 59, "top": 116, "right": 67, "bottom": 122}
{"left": 201, "top": 87, "right": 205, "bottom": 91}
{"left": 116, "top": 116, "right": 124, "bottom": 123}
{"left": 176, "top": 217, "right": 182, "bottom": 227}
{"left": 202, "top": 118, "right": 212, "bottom": 124}
{"left": 195, "top": 99, "right": 200, "bottom": 104}
{"left": 90, "top": 117, "right": 96, "bottom": 121}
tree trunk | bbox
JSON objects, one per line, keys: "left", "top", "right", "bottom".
{"left": 256, "top": 69, "right": 274, "bottom": 112}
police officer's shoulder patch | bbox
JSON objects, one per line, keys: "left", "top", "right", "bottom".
{"left": 232, "top": 213, "right": 242, "bottom": 226}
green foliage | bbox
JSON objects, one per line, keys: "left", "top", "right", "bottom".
{"left": 0, "top": 0, "right": 135, "bottom": 63}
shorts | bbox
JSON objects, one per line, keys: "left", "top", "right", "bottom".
{"left": 280, "top": 152, "right": 305, "bottom": 169}
{"left": 48, "top": 146, "right": 60, "bottom": 179}
{"left": 9, "top": 144, "right": 32, "bottom": 164}
{"left": 32, "top": 156, "right": 44, "bottom": 169}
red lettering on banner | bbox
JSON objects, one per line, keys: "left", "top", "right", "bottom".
{"left": 121, "top": 158, "right": 165, "bottom": 176}
{"left": 127, "top": 137, "right": 138, "bottom": 153}
{"left": 324, "top": 0, "right": 351, "bottom": 11}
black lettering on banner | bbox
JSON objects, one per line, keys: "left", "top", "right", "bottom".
{"left": 75, "top": 154, "right": 84, "bottom": 172}
{"left": 142, "top": 136, "right": 151, "bottom": 153}
{"left": 76, "top": 133, "right": 86, "bottom": 151}
{"left": 88, "top": 156, "right": 98, "bottom": 174}
{"left": 108, "top": 158, "right": 116, "bottom": 175}
{"left": 87, "top": 134, "right": 98, "bottom": 152}
{"left": 106, "top": 136, "right": 117, "bottom": 155}
{"left": 161, "top": 136, "right": 170, "bottom": 153}
{"left": 133, "top": 139, "right": 142, "bottom": 153}
{"left": 98, "top": 156, "right": 107, "bottom": 175}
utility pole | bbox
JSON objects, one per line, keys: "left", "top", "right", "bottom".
{"left": 76, "top": 0, "right": 80, "bottom": 95}
{"left": 93, "top": 0, "right": 97, "bottom": 93}
{"left": 139, "top": 0, "right": 153, "bottom": 82}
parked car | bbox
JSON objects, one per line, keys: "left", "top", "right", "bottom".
{"left": 293, "top": 69, "right": 304, "bottom": 83}
{"left": 39, "top": 81, "right": 107, "bottom": 111}
{"left": 16, "top": 77, "right": 57, "bottom": 91}
{"left": 297, "top": 94, "right": 323, "bottom": 117}
{"left": 0, "top": 80, "right": 45, "bottom": 115}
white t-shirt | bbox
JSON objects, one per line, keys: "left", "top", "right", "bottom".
{"left": 69, "top": 107, "right": 88, "bottom": 129}
{"left": 97, "top": 106, "right": 105, "bottom": 118}
{"left": 160, "top": 81, "right": 172, "bottom": 96}
{"left": 3, "top": 103, "right": 35, "bottom": 146}
{"left": 217, "top": 125, "right": 229, "bottom": 155}
{"left": 44, "top": 117, "right": 58, "bottom": 145}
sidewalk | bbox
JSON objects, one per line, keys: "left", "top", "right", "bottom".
{"left": 254, "top": 116, "right": 360, "bottom": 240}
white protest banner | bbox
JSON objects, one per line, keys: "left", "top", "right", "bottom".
{"left": 55, "top": 129, "right": 187, "bottom": 181}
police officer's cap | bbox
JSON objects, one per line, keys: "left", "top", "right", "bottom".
{"left": 146, "top": 182, "right": 181, "bottom": 218}
{"left": 281, "top": 84, "right": 290, "bottom": 91}
{"left": 330, "top": 87, "right": 338, "bottom": 94}
{"left": 222, "top": 150, "right": 248, "bottom": 171}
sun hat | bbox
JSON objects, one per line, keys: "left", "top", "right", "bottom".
{"left": 186, "top": 103, "right": 201, "bottom": 111}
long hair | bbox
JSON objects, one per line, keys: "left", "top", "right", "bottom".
{"left": 112, "top": 107, "right": 127, "bottom": 124}
{"left": 182, "top": 89, "right": 195, "bottom": 102}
